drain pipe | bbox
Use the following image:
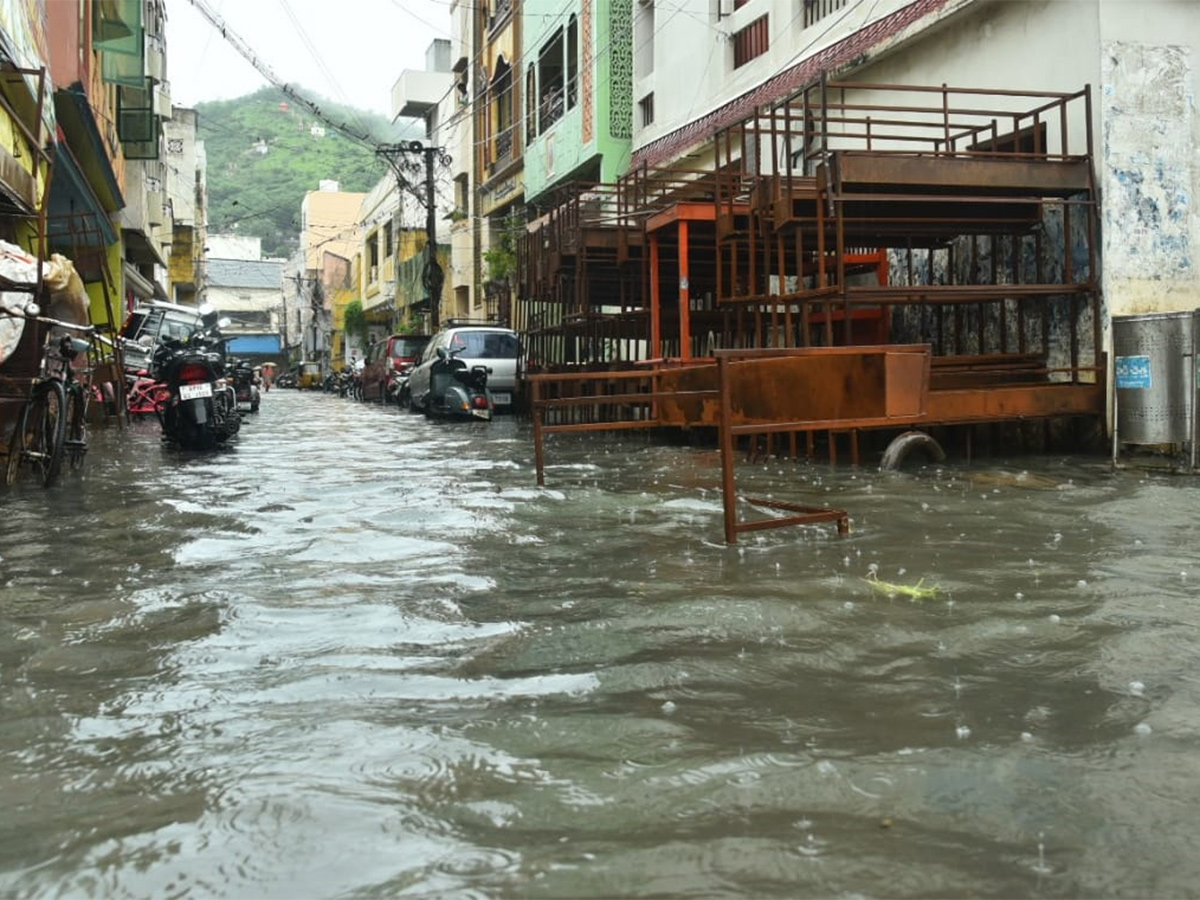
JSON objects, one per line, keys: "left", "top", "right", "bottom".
{"left": 880, "top": 430, "right": 947, "bottom": 471}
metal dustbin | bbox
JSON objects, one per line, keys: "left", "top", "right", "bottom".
{"left": 1112, "top": 309, "right": 1200, "bottom": 465}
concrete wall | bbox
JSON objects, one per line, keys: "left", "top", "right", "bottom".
{"left": 634, "top": 0, "right": 915, "bottom": 152}
{"left": 840, "top": 0, "right": 1200, "bottom": 320}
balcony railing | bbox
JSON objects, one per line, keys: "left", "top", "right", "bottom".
{"left": 540, "top": 87, "right": 565, "bottom": 132}
{"left": 495, "top": 126, "right": 513, "bottom": 163}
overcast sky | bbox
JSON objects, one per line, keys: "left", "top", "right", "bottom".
{"left": 164, "top": 0, "right": 447, "bottom": 118}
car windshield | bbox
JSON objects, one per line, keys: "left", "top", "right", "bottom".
{"left": 391, "top": 338, "right": 426, "bottom": 359}
{"left": 449, "top": 332, "right": 518, "bottom": 358}
{"left": 160, "top": 316, "right": 196, "bottom": 341}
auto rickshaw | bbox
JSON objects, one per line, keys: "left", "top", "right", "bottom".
{"left": 298, "top": 361, "right": 322, "bottom": 389}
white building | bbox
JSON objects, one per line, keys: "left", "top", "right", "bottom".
{"left": 635, "top": 0, "right": 1200, "bottom": 326}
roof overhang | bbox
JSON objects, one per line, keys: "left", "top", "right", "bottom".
{"left": 122, "top": 226, "right": 168, "bottom": 269}
{"left": 122, "top": 258, "right": 166, "bottom": 301}
{"left": 52, "top": 84, "right": 124, "bottom": 211}
{"left": 47, "top": 139, "right": 119, "bottom": 249}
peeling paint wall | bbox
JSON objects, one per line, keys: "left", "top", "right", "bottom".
{"left": 1102, "top": 42, "right": 1195, "bottom": 315}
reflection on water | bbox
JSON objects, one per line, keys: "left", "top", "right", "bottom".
{"left": 3, "top": 392, "right": 1200, "bottom": 898}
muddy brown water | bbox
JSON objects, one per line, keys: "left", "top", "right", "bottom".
{"left": 2, "top": 391, "right": 1199, "bottom": 898}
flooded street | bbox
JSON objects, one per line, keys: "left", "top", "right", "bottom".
{"left": 3, "top": 390, "right": 1200, "bottom": 898}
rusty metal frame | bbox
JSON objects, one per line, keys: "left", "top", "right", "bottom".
{"left": 530, "top": 344, "right": 934, "bottom": 543}
{"left": 517, "top": 79, "right": 1106, "bottom": 474}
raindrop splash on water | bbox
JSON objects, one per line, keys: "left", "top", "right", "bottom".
{"left": 1032, "top": 831, "right": 1052, "bottom": 875}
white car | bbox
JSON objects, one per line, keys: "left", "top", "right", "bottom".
{"left": 408, "top": 325, "right": 521, "bottom": 412}
{"left": 119, "top": 300, "right": 203, "bottom": 376}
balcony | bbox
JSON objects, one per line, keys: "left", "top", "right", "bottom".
{"left": 391, "top": 68, "right": 449, "bottom": 121}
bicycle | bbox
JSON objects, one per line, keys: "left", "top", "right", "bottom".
{"left": 5, "top": 312, "right": 96, "bottom": 488}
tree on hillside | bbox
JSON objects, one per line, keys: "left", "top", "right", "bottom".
{"left": 197, "top": 88, "right": 418, "bottom": 258}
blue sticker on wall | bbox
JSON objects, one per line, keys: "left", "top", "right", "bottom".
{"left": 1115, "top": 355, "right": 1152, "bottom": 389}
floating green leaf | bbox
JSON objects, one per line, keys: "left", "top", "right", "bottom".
{"left": 864, "top": 573, "right": 942, "bottom": 600}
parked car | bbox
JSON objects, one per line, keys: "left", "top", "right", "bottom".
{"left": 360, "top": 333, "right": 429, "bottom": 403}
{"left": 119, "top": 300, "right": 202, "bottom": 376}
{"left": 407, "top": 324, "right": 521, "bottom": 413}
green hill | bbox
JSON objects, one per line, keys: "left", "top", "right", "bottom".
{"left": 196, "top": 87, "right": 418, "bottom": 258}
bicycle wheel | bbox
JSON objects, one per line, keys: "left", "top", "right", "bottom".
{"left": 27, "top": 380, "right": 67, "bottom": 487}
{"left": 65, "top": 383, "right": 88, "bottom": 470}
{"left": 5, "top": 402, "right": 28, "bottom": 486}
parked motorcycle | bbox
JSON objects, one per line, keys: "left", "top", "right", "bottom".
{"left": 389, "top": 367, "right": 413, "bottom": 407}
{"left": 150, "top": 305, "right": 240, "bottom": 449}
{"left": 231, "top": 357, "right": 261, "bottom": 414}
{"left": 424, "top": 346, "right": 493, "bottom": 421}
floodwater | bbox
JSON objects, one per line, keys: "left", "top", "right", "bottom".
{"left": 2, "top": 390, "right": 1199, "bottom": 899}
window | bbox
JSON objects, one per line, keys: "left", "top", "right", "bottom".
{"left": 491, "top": 58, "right": 514, "bottom": 162}
{"left": 488, "top": 0, "right": 512, "bottom": 31}
{"left": 733, "top": 14, "right": 768, "bottom": 68}
{"left": 567, "top": 15, "right": 579, "bottom": 110}
{"left": 450, "top": 330, "right": 520, "bottom": 358}
{"left": 366, "top": 230, "right": 379, "bottom": 279}
{"left": 803, "top": 0, "right": 847, "bottom": 28}
{"left": 639, "top": 93, "right": 655, "bottom": 128}
{"left": 538, "top": 29, "right": 565, "bottom": 133}
{"left": 635, "top": 0, "right": 655, "bottom": 75}
{"left": 454, "top": 174, "right": 470, "bottom": 217}
{"left": 530, "top": 65, "right": 540, "bottom": 143}
{"left": 383, "top": 221, "right": 393, "bottom": 258}
{"left": 391, "top": 338, "right": 427, "bottom": 359}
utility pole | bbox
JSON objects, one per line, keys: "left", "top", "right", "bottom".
{"left": 377, "top": 141, "right": 450, "bottom": 332}
{"left": 423, "top": 147, "right": 443, "bottom": 331}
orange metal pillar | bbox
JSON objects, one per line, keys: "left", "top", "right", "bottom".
{"left": 679, "top": 220, "right": 691, "bottom": 360}
{"left": 649, "top": 233, "right": 661, "bottom": 359}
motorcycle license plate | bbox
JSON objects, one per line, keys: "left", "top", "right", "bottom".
{"left": 179, "top": 382, "right": 213, "bottom": 401}
{"left": 491, "top": 392, "right": 511, "bottom": 406}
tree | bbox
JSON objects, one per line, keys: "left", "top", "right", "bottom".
{"left": 483, "top": 211, "right": 521, "bottom": 286}
{"left": 343, "top": 299, "right": 367, "bottom": 343}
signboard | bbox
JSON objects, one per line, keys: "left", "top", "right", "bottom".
{"left": 1115, "top": 354, "right": 1152, "bottom": 389}
{"left": 227, "top": 334, "right": 282, "bottom": 355}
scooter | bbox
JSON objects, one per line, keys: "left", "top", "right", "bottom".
{"left": 424, "top": 346, "right": 492, "bottom": 421}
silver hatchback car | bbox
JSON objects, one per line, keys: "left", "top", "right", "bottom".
{"left": 407, "top": 325, "right": 521, "bottom": 412}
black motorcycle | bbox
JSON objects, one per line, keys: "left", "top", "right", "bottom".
{"left": 151, "top": 305, "right": 240, "bottom": 450}
{"left": 231, "top": 358, "right": 260, "bottom": 414}
{"left": 425, "top": 346, "right": 493, "bottom": 421}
